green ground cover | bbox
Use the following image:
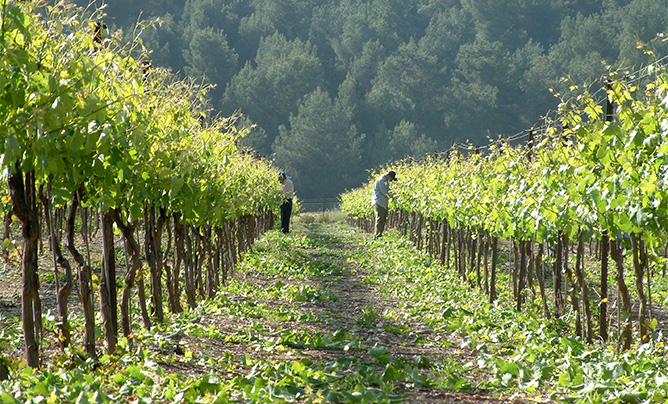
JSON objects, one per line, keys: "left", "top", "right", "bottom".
{"left": 2, "top": 213, "right": 668, "bottom": 403}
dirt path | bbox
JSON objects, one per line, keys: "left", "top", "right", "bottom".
{"left": 175, "top": 217, "right": 552, "bottom": 403}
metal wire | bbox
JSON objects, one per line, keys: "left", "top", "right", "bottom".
{"left": 427, "top": 52, "right": 668, "bottom": 159}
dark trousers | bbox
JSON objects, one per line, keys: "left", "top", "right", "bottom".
{"left": 373, "top": 204, "right": 388, "bottom": 239}
{"left": 280, "top": 199, "right": 293, "bottom": 233}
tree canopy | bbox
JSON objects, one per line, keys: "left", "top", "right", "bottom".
{"left": 73, "top": 0, "right": 668, "bottom": 198}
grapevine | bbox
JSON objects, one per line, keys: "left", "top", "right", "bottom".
{"left": 0, "top": 1, "right": 283, "bottom": 365}
{"left": 342, "top": 53, "right": 668, "bottom": 348}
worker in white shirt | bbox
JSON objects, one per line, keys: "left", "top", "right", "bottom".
{"left": 371, "top": 170, "right": 396, "bottom": 239}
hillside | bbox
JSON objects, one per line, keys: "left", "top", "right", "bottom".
{"left": 71, "top": 0, "right": 668, "bottom": 199}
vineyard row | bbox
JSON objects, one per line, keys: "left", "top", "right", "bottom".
{"left": 341, "top": 54, "right": 668, "bottom": 350}
{"left": 1, "top": 2, "right": 282, "bottom": 367}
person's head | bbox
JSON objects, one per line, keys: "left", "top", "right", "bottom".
{"left": 278, "top": 172, "right": 287, "bottom": 183}
{"left": 386, "top": 171, "right": 396, "bottom": 182}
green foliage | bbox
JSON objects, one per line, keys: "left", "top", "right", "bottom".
{"left": 1, "top": 1, "right": 282, "bottom": 226}
{"left": 221, "top": 32, "right": 325, "bottom": 154}
{"left": 10, "top": 211, "right": 668, "bottom": 402}
{"left": 273, "top": 87, "right": 365, "bottom": 198}
{"left": 366, "top": 39, "right": 445, "bottom": 142}
{"left": 238, "top": 227, "right": 351, "bottom": 279}
{"left": 225, "top": 278, "right": 339, "bottom": 303}
{"left": 359, "top": 232, "right": 668, "bottom": 403}
{"left": 342, "top": 54, "right": 668, "bottom": 403}
{"left": 182, "top": 27, "right": 238, "bottom": 100}
{"left": 342, "top": 56, "right": 668, "bottom": 244}
{"left": 76, "top": 0, "right": 668, "bottom": 198}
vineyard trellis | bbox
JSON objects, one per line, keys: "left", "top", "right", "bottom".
{"left": 341, "top": 48, "right": 668, "bottom": 350}
{"left": 0, "top": 1, "right": 283, "bottom": 367}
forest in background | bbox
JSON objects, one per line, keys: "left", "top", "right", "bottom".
{"left": 71, "top": 0, "right": 668, "bottom": 198}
